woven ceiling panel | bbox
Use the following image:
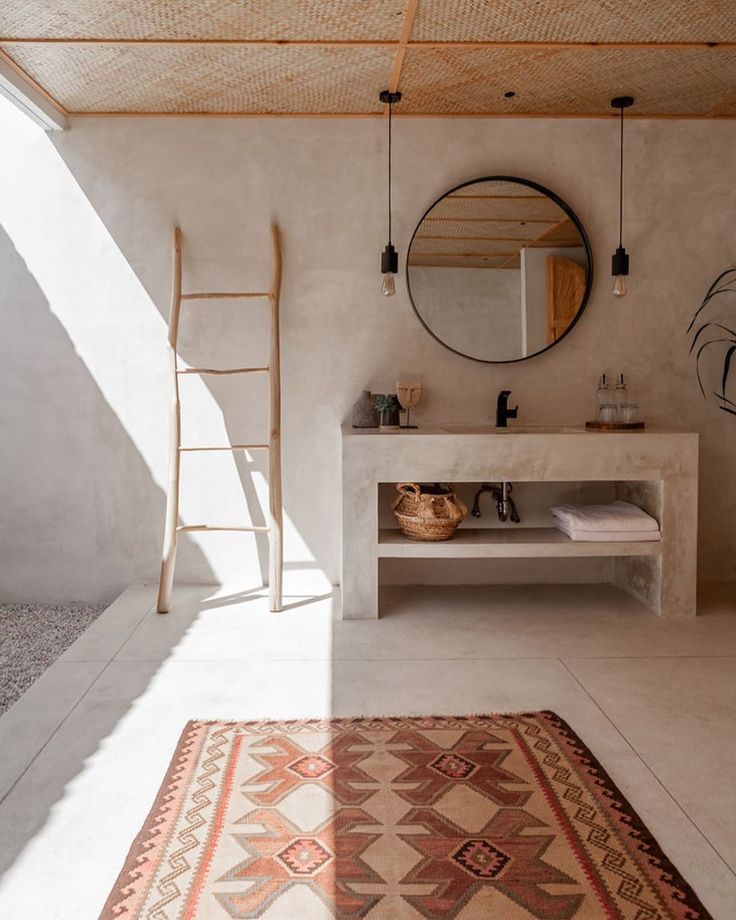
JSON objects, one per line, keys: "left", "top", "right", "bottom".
{"left": 0, "top": 44, "right": 394, "bottom": 113}
{"left": 418, "top": 219, "right": 554, "bottom": 240}
{"left": 1, "top": 1, "right": 734, "bottom": 116}
{"left": 0, "top": 0, "right": 407, "bottom": 41}
{"left": 413, "top": 0, "right": 736, "bottom": 43}
{"left": 398, "top": 46, "right": 736, "bottom": 115}
{"left": 412, "top": 236, "right": 523, "bottom": 255}
{"left": 411, "top": 188, "right": 581, "bottom": 270}
{"left": 415, "top": 219, "right": 579, "bottom": 247}
{"left": 713, "top": 90, "right": 736, "bottom": 115}
{"left": 428, "top": 193, "right": 564, "bottom": 222}
{"left": 450, "top": 180, "right": 547, "bottom": 197}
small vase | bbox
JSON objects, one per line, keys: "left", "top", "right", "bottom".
{"left": 375, "top": 394, "right": 401, "bottom": 429}
{"left": 351, "top": 390, "right": 378, "bottom": 428}
{"left": 380, "top": 407, "right": 400, "bottom": 428}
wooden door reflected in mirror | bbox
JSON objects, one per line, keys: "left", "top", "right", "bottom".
{"left": 546, "top": 256, "right": 587, "bottom": 344}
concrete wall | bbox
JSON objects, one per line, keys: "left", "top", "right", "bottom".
{"left": 1, "top": 97, "right": 735, "bottom": 601}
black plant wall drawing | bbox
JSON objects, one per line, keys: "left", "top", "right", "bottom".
{"left": 687, "top": 266, "right": 736, "bottom": 417}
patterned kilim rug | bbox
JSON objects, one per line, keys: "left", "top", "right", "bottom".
{"left": 103, "top": 712, "right": 710, "bottom": 919}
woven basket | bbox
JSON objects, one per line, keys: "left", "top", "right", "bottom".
{"left": 392, "top": 482, "right": 468, "bottom": 542}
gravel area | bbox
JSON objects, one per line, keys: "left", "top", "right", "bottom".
{"left": 0, "top": 603, "right": 107, "bottom": 715}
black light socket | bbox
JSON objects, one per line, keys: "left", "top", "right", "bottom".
{"left": 379, "top": 90, "right": 402, "bottom": 105}
{"left": 381, "top": 243, "right": 398, "bottom": 274}
{"left": 611, "top": 245, "right": 630, "bottom": 276}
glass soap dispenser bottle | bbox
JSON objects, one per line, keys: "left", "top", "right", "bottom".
{"left": 614, "top": 373, "right": 629, "bottom": 418}
{"left": 596, "top": 373, "right": 610, "bottom": 421}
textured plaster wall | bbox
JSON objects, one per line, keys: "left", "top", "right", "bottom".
{"left": 0, "top": 103, "right": 735, "bottom": 601}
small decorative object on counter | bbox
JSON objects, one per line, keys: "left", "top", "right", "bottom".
{"left": 586, "top": 371, "right": 644, "bottom": 428}
{"left": 596, "top": 373, "right": 610, "bottom": 420}
{"left": 620, "top": 402, "right": 639, "bottom": 424}
{"left": 614, "top": 372, "right": 629, "bottom": 415}
{"left": 375, "top": 394, "right": 401, "bottom": 429}
{"left": 396, "top": 380, "right": 422, "bottom": 429}
{"left": 599, "top": 403, "right": 618, "bottom": 423}
{"left": 392, "top": 482, "right": 468, "bottom": 541}
{"left": 586, "top": 417, "right": 644, "bottom": 430}
{"left": 351, "top": 390, "right": 379, "bottom": 428}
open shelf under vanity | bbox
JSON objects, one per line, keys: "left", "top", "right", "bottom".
{"left": 377, "top": 527, "right": 662, "bottom": 558}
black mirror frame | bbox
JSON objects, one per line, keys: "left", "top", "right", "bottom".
{"left": 405, "top": 175, "right": 594, "bottom": 364}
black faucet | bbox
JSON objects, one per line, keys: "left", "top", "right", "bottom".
{"left": 495, "top": 390, "right": 518, "bottom": 428}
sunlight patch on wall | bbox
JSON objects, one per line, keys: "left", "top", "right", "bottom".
{"left": 0, "top": 96, "right": 326, "bottom": 589}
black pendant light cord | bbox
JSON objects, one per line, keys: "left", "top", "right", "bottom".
{"left": 618, "top": 105, "right": 624, "bottom": 248}
{"left": 387, "top": 99, "right": 393, "bottom": 244}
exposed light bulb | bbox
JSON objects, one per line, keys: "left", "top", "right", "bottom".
{"left": 381, "top": 273, "right": 396, "bottom": 297}
{"left": 612, "top": 274, "right": 627, "bottom": 298}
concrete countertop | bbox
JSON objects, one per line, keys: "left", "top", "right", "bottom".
{"left": 342, "top": 423, "right": 695, "bottom": 436}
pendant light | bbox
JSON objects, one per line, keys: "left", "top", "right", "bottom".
{"left": 379, "top": 89, "right": 401, "bottom": 297}
{"left": 611, "top": 95, "right": 634, "bottom": 298}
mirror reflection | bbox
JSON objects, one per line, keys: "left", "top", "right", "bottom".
{"left": 407, "top": 178, "right": 592, "bottom": 363}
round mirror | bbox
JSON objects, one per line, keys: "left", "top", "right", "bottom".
{"left": 406, "top": 176, "right": 593, "bottom": 363}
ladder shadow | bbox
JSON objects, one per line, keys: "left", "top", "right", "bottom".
{"left": 233, "top": 449, "right": 270, "bottom": 588}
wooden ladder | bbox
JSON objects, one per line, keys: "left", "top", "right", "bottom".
{"left": 156, "top": 225, "right": 283, "bottom": 614}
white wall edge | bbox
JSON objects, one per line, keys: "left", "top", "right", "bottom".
{"left": 0, "top": 57, "right": 67, "bottom": 132}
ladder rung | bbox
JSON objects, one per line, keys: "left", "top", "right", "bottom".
{"left": 176, "top": 525, "right": 270, "bottom": 533}
{"left": 177, "top": 366, "right": 269, "bottom": 376}
{"left": 179, "top": 444, "right": 270, "bottom": 452}
{"left": 181, "top": 292, "right": 271, "bottom": 300}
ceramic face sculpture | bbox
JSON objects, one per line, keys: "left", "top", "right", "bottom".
{"left": 396, "top": 381, "right": 422, "bottom": 411}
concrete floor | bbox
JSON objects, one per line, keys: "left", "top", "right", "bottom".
{"left": 0, "top": 582, "right": 734, "bottom": 918}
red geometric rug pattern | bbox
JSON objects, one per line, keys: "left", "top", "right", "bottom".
{"left": 102, "top": 712, "right": 711, "bottom": 919}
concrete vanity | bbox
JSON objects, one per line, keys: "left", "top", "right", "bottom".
{"left": 340, "top": 425, "right": 698, "bottom": 619}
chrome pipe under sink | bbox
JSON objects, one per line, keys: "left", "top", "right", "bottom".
{"left": 471, "top": 482, "right": 521, "bottom": 523}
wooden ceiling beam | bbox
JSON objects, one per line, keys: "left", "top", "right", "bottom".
{"left": 424, "top": 215, "right": 558, "bottom": 223}
{"left": 420, "top": 261, "right": 519, "bottom": 265}
{"left": 416, "top": 235, "right": 541, "bottom": 241}
{"left": 384, "top": 0, "right": 419, "bottom": 111}
{"left": 410, "top": 261, "right": 520, "bottom": 269}
{"left": 525, "top": 239, "right": 580, "bottom": 247}
{"left": 414, "top": 250, "right": 518, "bottom": 257}
{"left": 67, "top": 110, "right": 736, "bottom": 120}
{"left": 1, "top": 38, "right": 735, "bottom": 50}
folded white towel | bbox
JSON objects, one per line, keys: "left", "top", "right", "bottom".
{"left": 554, "top": 519, "right": 661, "bottom": 542}
{"left": 551, "top": 500, "right": 659, "bottom": 533}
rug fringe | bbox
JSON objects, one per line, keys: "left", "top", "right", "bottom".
{"left": 186, "top": 710, "right": 557, "bottom": 724}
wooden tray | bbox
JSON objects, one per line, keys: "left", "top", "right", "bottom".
{"left": 585, "top": 420, "right": 645, "bottom": 430}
